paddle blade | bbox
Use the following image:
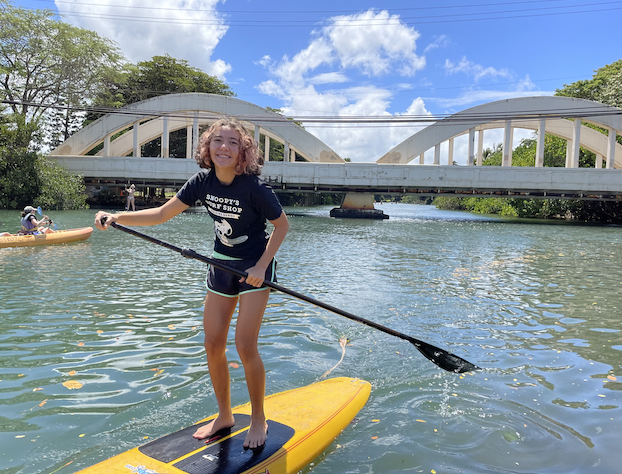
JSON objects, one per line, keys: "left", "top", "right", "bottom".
{"left": 411, "top": 339, "right": 480, "bottom": 373}
{"left": 37, "top": 206, "right": 43, "bottom": 216}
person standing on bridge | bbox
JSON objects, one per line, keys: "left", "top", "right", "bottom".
{"left": 94, "top": 117, "right": 289, "bottom": 450}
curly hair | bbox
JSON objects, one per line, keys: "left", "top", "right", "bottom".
{"left": 195, "top": 117, "right": 263, "bottom": 176}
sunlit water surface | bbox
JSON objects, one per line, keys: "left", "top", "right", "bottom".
{"left": 0, "top": 204, "right": 620, "bottom": 474}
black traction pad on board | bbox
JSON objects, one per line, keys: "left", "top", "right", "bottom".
{"left": 139, "top": 414, "right": 252, "bottom": 463}
{"left": 173, "top": 420, "right": 295, "bottom": 474}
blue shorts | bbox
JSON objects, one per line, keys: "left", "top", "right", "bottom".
{"left": 206, "top": 257, "right": 277, "bottom": 297}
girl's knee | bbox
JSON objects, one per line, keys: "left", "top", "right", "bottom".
{"left": 235, "top": 336, "right": 259, "bottom": 361}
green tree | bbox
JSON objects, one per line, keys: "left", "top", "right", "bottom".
{"left": 0, "top": 0, "right": 124, "bottom": 148}
{"left": 88, "top": 54, "right": 235, "bottom": 119}
{"left": 86, "top": 55, "right": 236, "bottom": 157}
{"left": 35, "top": 157, "right": 87, "bottom": 210}
{"left": 556, "top": 60, "right": 622, "bottom": 107}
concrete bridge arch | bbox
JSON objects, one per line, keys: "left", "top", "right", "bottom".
{"left": 50, "top": 92, "right": 343, "bottom": 163}
{"left": 378, "top": 96, "right": 622, "bottom": 169}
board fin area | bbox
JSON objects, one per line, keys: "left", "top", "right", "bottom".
{"left": 173, "top": 420, "right": 295, "bottom": 474}
{"left": 139, "top": 414, "right": 251, "bottom": 463}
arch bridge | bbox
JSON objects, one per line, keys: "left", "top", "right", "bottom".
{"left": 48, "top": 95, "right": 622, "bottom": 201}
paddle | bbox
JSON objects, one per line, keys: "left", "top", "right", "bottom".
{"left": 106, "top": 221, "right": 481, "bottom": 374}
{"left": 36, "top": 206, "right": 57, "bottom": 230}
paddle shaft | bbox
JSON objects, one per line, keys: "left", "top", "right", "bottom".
{"left": 109, "top": 222, "right": 480, "bottom": 373}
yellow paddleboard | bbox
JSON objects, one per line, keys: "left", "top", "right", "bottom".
{"left": 76, "top": 377, "right": 371, "bottom": 474}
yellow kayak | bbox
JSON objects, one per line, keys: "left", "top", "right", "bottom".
{"left": 0, "top": 227, "right": 93, "bottom": 248}
{"left": 76, "top": 377, "right": 371, "bottom": 474}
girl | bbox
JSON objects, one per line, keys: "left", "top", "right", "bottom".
{"left": 95, "top": 117, "right": 289, "bottom": 449}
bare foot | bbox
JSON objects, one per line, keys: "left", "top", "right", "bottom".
{"left": 192, "top": 414, "right": 235, "bottom": 440}
{"left": 243, "top": 420, "right": 268, "bottom": 449}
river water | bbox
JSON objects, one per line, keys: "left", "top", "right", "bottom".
{"left": 0, "top": 203, "right": 620, "bottom": 474}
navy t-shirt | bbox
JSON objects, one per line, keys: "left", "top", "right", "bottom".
{"left": 176, "top": 169, "right": 283, "bottom": 259}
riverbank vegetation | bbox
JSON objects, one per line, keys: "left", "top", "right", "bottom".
{"left": 434, "top": 60, "right": 622, "bottom": 223}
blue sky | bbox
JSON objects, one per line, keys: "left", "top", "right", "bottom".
{"left": 13, "top": 0, "right": 622, "bottom": 161}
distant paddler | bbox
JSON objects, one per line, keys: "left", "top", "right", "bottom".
{"left": 19, "top": 205, "right": 54, "bottom": 235}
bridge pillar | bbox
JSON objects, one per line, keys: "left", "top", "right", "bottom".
{"left": 448, "top": 138, "right": 454, "bottom": 165}
{"left": 419, "top": 152, "right": 424, "bottom": 165}
{"left": 536, "top": 118, "right": 545, "bottom": 167}
{"left": 607, "top": 128, "right": 617, "bottom": 169}
{"left": 502, "top": 120, "right": 513, "bottom": 166}
{"left": 265, "top": 135, "right": 270, "bottom": 161}
{"left": 103, "top": 134, "right": 110, "bottom": 158}
{"left": 192, "top": 116, "right": 199, "bottom": 158}
{"left": 596, "top": 153, "right": 603, "bottom": 168}
{"left": 467, "top": 128, "right": 475, "bottom": 166}
{"left": 133, "top": 120, "right": 140, "bottom": 158}
{"left": 571, "top": 119, "right": 581, "bottom": 168}
{"left": 434, "top": 144, "right": 440, "bottom": 165}
{"left": 162, "top": 117, "right": 169, "bottom": 158}
{"left": 186, "top": 125, "right": 192, "bottom": 158}
{"left": 330, "top": 193, "right": 388, "bottom": 220}
{"left": 477, "top": 130, "right": 484, "bottom": 166}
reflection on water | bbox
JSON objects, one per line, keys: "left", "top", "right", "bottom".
{"left": 0, "top": 205, "right": 620, "bottom": 474}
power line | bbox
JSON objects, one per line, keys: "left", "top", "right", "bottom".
{"left": 24, "top": 1, "right": 621, "bottom": 27}
{"left": 4, "top": 98, "right": 621, "bottom": 127}
{"left": 23, "top": 0, "right": 621, "bottom": 15}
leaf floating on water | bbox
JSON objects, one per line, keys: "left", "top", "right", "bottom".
{"left": 79, "top": 434, "right": 85, "bottom": 438}
{"left": 607, "top": 375, "right": 617, "bottom": 381}
{"left": 502, "top": 431, "right": 520, "bottom": 442}
{"left": 77, "top": 342, "right": 84, "bottom": 346}
{"left": 63, "top": 380, "right": 83, "bottom": 390}
{"left": 371, "top": 436, "right": 378, "bottom": 440}
{"left": 15, "top": 435, "right": 25, "bottom": 439}
{"left": 69, "top": 370, "right": 77, "bottom": 376}
{"left": 33, "top": 388, "right": 43, "bottom": 392}
{"left": 168, "top": 325, "right": 176, "bottom": 330}
{"left": 372, "top": 419, "right": 380, "bottom": 423}
{"left": 153, "top": 369, "right": 165, "bottom": 377}
{"left": 416, "top": 419, "right": 427, "bottom": 423}
{"left": 39, "top": 399, "right": 48, "bottom": 407}
{"left": 97, "top": 330, "right": 103, "bottom": 334}
{"left": 229, "top": 362, "right": 239, "bottom": 369}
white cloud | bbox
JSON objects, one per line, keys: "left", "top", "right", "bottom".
{"left": 325, "top": 10, "right": 425, "bottom": 76}
{"left": 434, "top": 76, "right": 554, "bottom": 109}
{"left": 55, "top": 0, "right": 232, "bottom": 79}
{"left": 309, "top": 72, "right": 350, "bottom": 85}
{"left": 444, "top": 57, "right": 511, "bottom": 81}
{"left": 424, "top": 35, "right": 450, "bottom": 54}
{"left": 256, "top": 9, "right": 427, "bottom": 162}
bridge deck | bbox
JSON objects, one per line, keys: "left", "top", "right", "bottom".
{"left": 48, "top": 156, "right": 622, "bottom": 201}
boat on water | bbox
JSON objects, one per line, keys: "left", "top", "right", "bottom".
{"left": 0, "top": 227, "right": 93, "bottom": 248}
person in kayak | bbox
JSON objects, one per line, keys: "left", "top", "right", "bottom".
{"left": 94, "top": 117, "right": 288, "bottom": 450}
{"left": 19, "top": 206, "right": 53, "bottom": 234}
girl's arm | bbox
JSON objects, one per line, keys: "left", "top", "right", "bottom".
{"left": 94, "top": 196, "right": 189, "bottom": 230}
{"left": 243, "top": 211, "right": 289, "bottom": 287}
